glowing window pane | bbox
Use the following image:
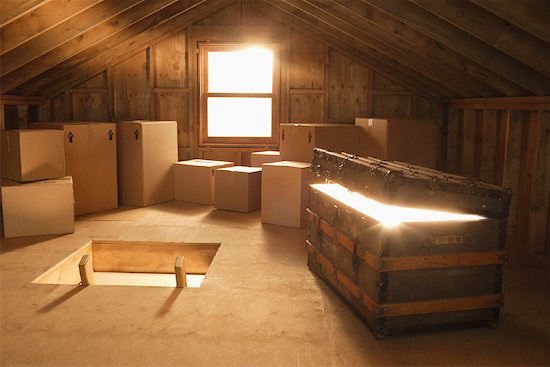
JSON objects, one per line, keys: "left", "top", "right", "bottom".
{"left": 208, "top": 48, "right": 273, "bottom": 93}
{"left": 311, "top": 183, "right": 485, "bottom": 228}
{"left": 207, "top": 97, "right": 272, "bottom": 137}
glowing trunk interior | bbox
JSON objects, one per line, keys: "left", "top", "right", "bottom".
{"left": 311, "top": 183, "right": 485, "bottom": 227}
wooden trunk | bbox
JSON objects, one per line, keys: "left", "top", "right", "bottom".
{"left": 307, "top": 148, "right": 511, "bottom": 338}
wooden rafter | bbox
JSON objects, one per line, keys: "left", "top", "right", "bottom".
{"left": 363, "top": 0, "right": 550, "bottom": 95}
{"left": 250, "top": 0, "right": 448, "bottom": 100}
{"left": 2, "top": 0, "right": 185, "bottom": 95}
{"left": 0, "top": 0, "right": 102, "bottom": 55}
{"left": 0, "top": 0, "right": 144, "bottom": 78}
{"left": 471, "top": 0, "right": 550, "bottom": 43}
{"left": 37, "top": 0, "right": 237, "bottom": 98}
{"left": 0, "top": 0, "right": 49, "bottom": 27}
{"left": 410, "top": 0, "right": 550, "bottom": 78}
{"left": 284, "top": 0, "right": 479, "bottom": 97}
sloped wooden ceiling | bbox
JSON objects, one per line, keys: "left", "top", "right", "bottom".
{"left": 1, "top": 0, "right": 549, "bottom": 99}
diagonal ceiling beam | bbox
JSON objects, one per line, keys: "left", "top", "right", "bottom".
{"left": 38, "top": 0, "right": 237, "bottom": 98}
{"left": 363, "top": 0, "right": 550, "bottom": 95}
{"left": 410, "top": 0, "right": 550, "bottom": 78}
{"left": 250, "top": 0, "right": 450, "bottom": 100}
{"left": 286, "top": 0, "right": 479, "bottom": 97}
{"left": 2, "top": 0, "right": 184, "bottom": 94}
{"left": 0, "top": 0, "right": 48, "bottom": 27}
{"left": 331, "top": 0, "right": 527, "bottom": 96}
{"left": 0, "top": 0, "right": 144, "bottom": 77}
{"left": 0, "top": 0, "right": 102, "bottom": 55}
{"left": 471, "top": 0, "right": 550, "bottom": 43}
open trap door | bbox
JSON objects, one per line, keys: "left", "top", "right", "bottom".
{"left": 33, "top": 240, "right": 220, "bottom": 288}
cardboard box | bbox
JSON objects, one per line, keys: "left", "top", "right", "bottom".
{"left": 31, "top": 122, "right": 118, "bottom": 216}
{"left": 174, "top": 159, "right": 234, "bottom": 205}
{"left": 261, "top": 161, "right": 312, "bottom": 228}
{"left": 279, "top": 123, "right": 360, "bottom": 163}
{"left": 251, "top": 150, "right": 280, "bottom": 167}
{"left": 0, "top": 129, "right": 65, "bottom": 182}
{"left": 1, "top": 176, "right": 75, "bottom": 238}
{"left": 215, "top": 166, "right": 262, "bottom": 212}
{"left": 355, "top": 118, "right": 438, "bottom": 168}
{"left": 117, "top": 121, "right": 178, "bottom": 206}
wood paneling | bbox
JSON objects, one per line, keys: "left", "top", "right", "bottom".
{"left": 446, "top": 98, "right": 550, "bottom": 254}
{"left": 289, "top": 31, "right": 325, "bottom": 90}
{"left": 153, "top": 32, "right": 187, "bottom": 89}
{"left": 112, "top": 50, "right": 150, "bottom": 120}
{"left": 71, "top": 93, "right": 108, "bottom": 121}
{"left": 328, "top": 49, "right": 370, "bottom": 122}
{"left": 289, "top": 93, "right": 325, "bottom": 122}
{"left": 195, "top": 2, "right": 241, "bottom": 25}
{"left": 0, "top": 0, "right": 49, "bottom": 27}
{"left": 154, "top": 92, "right": 190, "bottom": 149}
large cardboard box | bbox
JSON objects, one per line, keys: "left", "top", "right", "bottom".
{"left": 1, "top": 176, "right": 75, "bottom": 238}
{"left": 0, "top": 129, "right": 65, "bottom": 182}
{"left": 174, "top": 159, "right": 234, "bottom": 205}
{"left": 117, "top": 121, "right": 178, "bottom": 206}
{"left": 355, "top": 118, "right": 438, "bottom": 168}
{"left": 251, "top": 150, "right": 280, "bottom": 167}
{"left": 215, "top": 166, "right": 262, "bottom": 212}
{"left": 31, "top": 122, "right": 118, "bottom": 215}
{"left": 279, "top": 123, "right": 360, "bottom": 163}
{"left": 261, "top": 161, "right": 312, "bottom": 228}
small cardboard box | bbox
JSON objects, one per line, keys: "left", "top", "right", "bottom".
{"left": 279, "top": 123, "right": 360, "bottom": 163}
{"left": 251, "top": 151, "right": 280, "bottom": 167}
{"left": 261, "top": 161, "right": 312, "bottom": 228}
{"left": 1, "top": 176, "right": 75, "bottom": 238}
{"left": 31, "top": 122, "right": 118, "bottom": 216}
{"left": 174, "top": 159, "right": 234, "bottom": 205}
{"left": 355, "top": 118, "right": 438, "bottom": 168}
{"left": 215, "top": 166, "right": 262, "bottom": 212}
{"left": 0, "top": 129, "right": 65, "bottom": 182}
{"left": 117, "top": 121, "right": 178, "bottom": 207}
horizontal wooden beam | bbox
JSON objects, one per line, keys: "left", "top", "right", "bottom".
{"left": 0, "top": 94, "right": 47, "bottom": 105}
{"left": 448, "top": 96, "right": 550, "bottom": 110}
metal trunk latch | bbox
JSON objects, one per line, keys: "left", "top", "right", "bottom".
{"left": 307, "top": 131, "right": 313, "bottom": 143}
{"left": 281, "top": 130, "right": 285, "bottom": 141}
{"left": 134, "top": 129, "right": 139, "bottom": 140}
{"left": 68, "top": 131, "right": 74, "bottom": 143}
{"left": 108, "top": 130, "right": 114, "bottom": 141}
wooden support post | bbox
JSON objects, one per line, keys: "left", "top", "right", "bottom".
{"left": 78, "top": 254, "right": 94, "bottom": 286}
{"left": 174, "top": 256, "right": 187, "bottom": 288}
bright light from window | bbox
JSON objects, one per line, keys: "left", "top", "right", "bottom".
{"left": 207, "top": 97, "right": 272, "bottom": 137}
{"left": 208, "top": 47, "right": 273, "bottom": 93}
{"left": 311, "top": 183, "right": 485, "bottom": 228}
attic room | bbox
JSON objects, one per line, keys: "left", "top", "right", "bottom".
{"left": 0, "top": 0, "right": 549, "bottom": 365}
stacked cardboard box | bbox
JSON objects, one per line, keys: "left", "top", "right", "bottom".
{"left": 1, "top": 129, "right": 74, "bottom": 238}
{"left": 31, "top": 122, "right": 118, "bottom": 215}
{"left": 279, "top": 123, "right": 360, "bottom": 163}
{"left": 117, "top": 121, "right": 178, "bottom": 207}
{"left": 261, "top": 161, "right": 312, "bottom": 228}
{"left": 174, "top": 159, "right": 234, "bottom": 205}
{"left": 355, "top": 118, "right": 438, "bottom": 168}
{"left": 215, "top": 166, "right": 262, "bottom": 213}
{"left": 250, "top": 151, "right": 280, "bottom": 167}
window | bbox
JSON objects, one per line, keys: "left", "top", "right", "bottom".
{"left": 199, "top": 43, "right": 279, "bottom": 146}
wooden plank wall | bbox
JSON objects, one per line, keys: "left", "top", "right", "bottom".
{"left": 447, "top": 98, "right": 550, "bottom": 254}
{"left": 46, "top": 2, "right": 439, "bottom": 164}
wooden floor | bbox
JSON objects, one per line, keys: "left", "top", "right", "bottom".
{"left": 1, "top": 201, "right": 549, "bottom": 366}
